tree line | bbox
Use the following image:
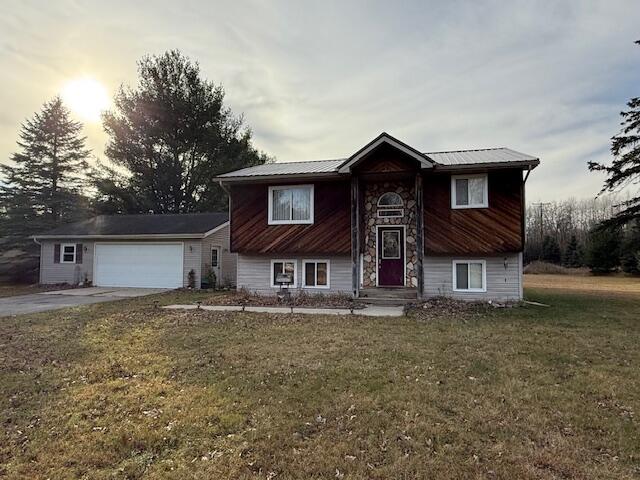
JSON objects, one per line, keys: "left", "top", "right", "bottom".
{"left": 524, "top": 196, "right": 640, "bottom": 274}
{"left": 0, "top": 51, "right": 269, "bottom": 281}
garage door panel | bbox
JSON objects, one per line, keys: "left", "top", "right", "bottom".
{"left": 94, "top": 244, "right": 183, "bottom": 288}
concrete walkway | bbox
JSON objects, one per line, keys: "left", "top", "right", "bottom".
{"left": 162, "top": 304, "right": 404, "bottom": 317}
{"left": 0, "top": 287, "right": 168, "bottom": 316}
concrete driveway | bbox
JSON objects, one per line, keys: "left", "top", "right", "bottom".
{"left": 0, "top": 287, "right": 169, "bottom": 316}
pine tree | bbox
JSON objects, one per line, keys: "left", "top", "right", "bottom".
{"left": 588, "top": 40, "right": 640, "bottom": 226}
{"left": 0, "top": 97, "right": 90, "bottom": 281}
{"left": 1, "top": 96, "right": 90, "bottom": 234}
{"left": 585, "top": 226, "right": 622, "bottom": 274}
{"left": 563, "top": 234, "right": 583, "bottom": 268}
{"left": 620, "top": 221, "right": 640, "bottom": 275}
{"left": 541, "top": 235, "right": 561, "bottom": 264}
{"left": 95, "top": 50, "right": 269, "bottom": 214}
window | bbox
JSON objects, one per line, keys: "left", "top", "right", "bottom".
{"left": 451, "top": 174, "right": 488, "bottom": 209}
{"left": 303, "top": 260, "right": 330, "bottom": 288}
{"left": 382, "top": 230, "right": 401, "bottom": 259}
{"left": 61, "top": 243, "right": 76, "bottom": 263}
{"left": 211, "top": 247, "right": 219, "bottom": 267}
{"left": 377, "top": 192, "right": 404, "bottom": 218}
{"left": 453, "top": 260, "right": 486, "bottom": 292}
{"left": 271, "top": 260, "right": 297, "bottom": 287}
{"left": 268, "top": 185, "right": 314, "bottom": 224}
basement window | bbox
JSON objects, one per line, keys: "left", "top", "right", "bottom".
{"left": 303, "top": 260, "right": 330, "bottom": 288}
{"left": 452, "top": 260, "right": 486, "bottom": 292}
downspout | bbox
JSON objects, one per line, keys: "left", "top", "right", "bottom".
{"left": 33, "top": 236, "right": 42, "bottom": 284}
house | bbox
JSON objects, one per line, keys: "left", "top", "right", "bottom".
{"left": 217, "top": 132, "right": 539, "bottom": 302}
{"left": 33, "top": 213, "right": 236, "bottom": 289}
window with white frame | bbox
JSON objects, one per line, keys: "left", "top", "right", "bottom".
{"left": 377, "top": 192, "right": 404, "bottom": 218}
{"left": 61, "top": 243, "right": 77, "bottom": 263}
{"left": 303, "top": 260, "right": 329, "bottom": 288}
{"left": 453, "top": 260, "right": 486, "bottom": 292}
{"left": 268, "top": 185, "right": 314, "bottom": 224}
{"left": 271, "top": 260, "right": 297, "bottom": 287}
{"left": 451, "top": 174, "right": 488, "bottom": 209}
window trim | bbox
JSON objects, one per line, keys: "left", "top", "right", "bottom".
{"left": 377, "top": 192, "right": 404, "bottom": 218}
{"left": 211, "top": 246, "right": 220, "bottom": 268}
{"left": 60, "top": 243, "right": 77, "bottom": 264}
{"left": 268, "top": 184, "right": 314, "bottom": 225}
{"left": 302, "top": 259, "right": 330, "bottom": 289}
{"left": 270, "top": 259, "right": 298, "bottom": 288}
{"left": 451, "top": 174, "right": 489, "bottom": 209}
{"left": 452, "top": 259, "right": 487, "bottom": 293}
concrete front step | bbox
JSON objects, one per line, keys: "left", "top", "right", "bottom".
{"left": 359, "top": 288, "right": 418, "bottom": 300}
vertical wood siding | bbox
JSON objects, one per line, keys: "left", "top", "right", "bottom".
{"left": 230, "top": 181, "right": 351, "bottom": 254}
{"left": 424, "top": 169, "right": 524, "bottom": 254}
{"left": 201, "top": 224, "right": 237, "bottom": 287}
{"left": 236, "top": 255, "right": 352, "bottom": 295}
{"left": 423, "top": 254, "right": 522, "bottom": 301}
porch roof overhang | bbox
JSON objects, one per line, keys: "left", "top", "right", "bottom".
{"left": 337, "top": 132, "right": 435, "bottom": 173}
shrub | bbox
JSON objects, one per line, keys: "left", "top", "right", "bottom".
{"left": 187, "top": 269, "right": 196, "bottom": 288}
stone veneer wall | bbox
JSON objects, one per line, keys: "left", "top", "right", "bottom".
{"left": 362, "top": 180, "right": 418, "bottom": 287}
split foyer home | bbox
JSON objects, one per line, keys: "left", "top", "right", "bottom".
{"left": 34, "top": 132, "right": 539, "bottom": 303}
{"left": 217, "top": 133, "right": 539, "bottom": 302}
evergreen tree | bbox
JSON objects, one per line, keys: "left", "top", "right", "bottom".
{"left": 588, "top": 40, "right": 640, "bottom": 226}
{"left": 0, "top": 96, "right": 90, "bottom": 236}
{"left": 541, "top": 235, "right": 561, "bottom": 264}
{"left": 563, "top": 234, "right": 583, "bottom": 268}
{"left": 0, "top": 97, "right": 90, "bottom": 281}
{"left": 95, "top": 50, "right": 270, "bottom": 214}
{"left": 585, "top": 226, "right": 622, "bottom": 274}
{"left": 620, "top": 221, "right": 640, "bottom": 275}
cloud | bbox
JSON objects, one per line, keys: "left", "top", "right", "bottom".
{"left": 0, "top": 0, "right": 638, "bottom": 201}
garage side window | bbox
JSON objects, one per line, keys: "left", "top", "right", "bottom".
{"left": 61, "top": 244, "right": 77, "bottom": 263}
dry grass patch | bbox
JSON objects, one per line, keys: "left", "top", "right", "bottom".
{"left": 1, "top": 289, "right": 639, "bottom": 478}
{"left": 525, "top": 273, "right": 640, "bottom": 297}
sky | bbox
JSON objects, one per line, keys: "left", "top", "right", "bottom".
{"left": 0, "top": 0, "right": 638, "bottom": 202}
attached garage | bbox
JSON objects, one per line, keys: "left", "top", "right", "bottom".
{"left": 34, "top": 212, "right": 237, "bottom": 289}
{"left": 94, "top": 243, "right": 184, "bottom": 288}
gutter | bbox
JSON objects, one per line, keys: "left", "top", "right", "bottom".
{"left": 32, "top": 233, "right": 209, "bottom": 241}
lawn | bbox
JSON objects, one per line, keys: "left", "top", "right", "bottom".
{"left": 1, "top": 287, "right": 639, "bottom": 478}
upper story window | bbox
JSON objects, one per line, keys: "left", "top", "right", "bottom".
{"left": 268, "top": 185, "right": 314, "bottom": 225}
{"left": 377, "top": 192, "right": 404, "bottom": 218}
{"left": 451, "top": 174, "right": 488, "bottom": 209}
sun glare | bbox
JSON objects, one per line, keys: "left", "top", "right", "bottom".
{"left": 61, "top": 77, "right": 110, "bottom": 122}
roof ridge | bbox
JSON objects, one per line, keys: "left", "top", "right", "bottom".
{"left": 424, "top": 147, "right": 507, "bottom": 154}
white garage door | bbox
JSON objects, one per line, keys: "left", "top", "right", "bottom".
{"left": 94, "top": 243, "right": 184, "bottom": 288}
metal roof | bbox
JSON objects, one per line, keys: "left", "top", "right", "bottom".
{"left": 35, "top": 212, "right": 228, "bottom": 238}
{"left": 218, "top": 159, "right": 344, "bottom": 179}
{"left": 218, "top": 147, "right": 538, "bottom": 180}
{"left": 425, "top": 147, "right": 538, "bottom": 166}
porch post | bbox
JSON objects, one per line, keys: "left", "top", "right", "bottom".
{"left": 351, "top": 175, "right": 360, "bottom": 297}
{"left": 415, "top": 173, "right": 424, "bottom": 299}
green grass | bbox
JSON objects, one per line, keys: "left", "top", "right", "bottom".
{"left": 1, "top": 288, "right": 639, "bottom": 478}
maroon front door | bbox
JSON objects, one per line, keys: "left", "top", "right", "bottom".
{"left": 377, "top": 227, "right": 404, "bottom": 286}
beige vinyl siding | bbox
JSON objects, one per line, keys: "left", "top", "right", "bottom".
{"left": 237, "top": 255, "right": 351, "bottom": 295}
{"left": 39, "top": 240, "right": 94, "bottom": 285}
{"left": 40, "top": 239, "right": 203, "bottom": 288}
{"left": 183, "top": 240, "right": 202, "bottom": 287}
{"left": 423, "top": 254, "right": 522, "bottom": 301}
{"left": 201, "top": 223, "right": 237, "bottom": 287}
